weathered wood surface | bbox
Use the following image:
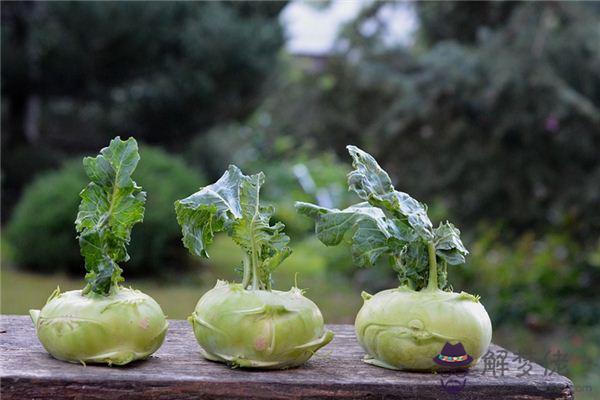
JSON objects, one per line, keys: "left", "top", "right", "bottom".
{"left": 1, "top": 315, "right": 573, "bottom": 400}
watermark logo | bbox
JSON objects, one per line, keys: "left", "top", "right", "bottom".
{"left": 434, "top": 342, "right": 473, "bottom": 396}
{"left": 439, "top": 370, "right": 468, "bottom": 395}
{"left": 435, "top": 346, "right": 592, "bottom": 397}
{"left": 433, "top": 342, "right": 474, "bottom": 368}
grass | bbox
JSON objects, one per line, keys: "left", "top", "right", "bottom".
{"left": 1, "top": 267, "right": 201, "bottom": 319}
{"left": 0, "top": 267, "right": 362, "bottom": 323}
{"left": 0, "top": 230, "right": 362, "bottom": 322}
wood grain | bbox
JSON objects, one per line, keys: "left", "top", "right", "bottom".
{"left": 0, "top": 315, "right": 573, "bottom": 399}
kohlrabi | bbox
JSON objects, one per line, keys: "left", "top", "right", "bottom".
{"left": 30, "top": 137, "right": 168, "bottom": 366}
{"left": 296, "top": 146, "right": 492, "bottom": 371}
{"left": 175, "top": 165, "right": 334, "bottom": 369}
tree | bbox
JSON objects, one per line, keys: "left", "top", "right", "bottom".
{"left": 1, "top": 1, "right": 286, "bottom": 217}
{"left": 261, "top": 1, "right": 600, "bottom": 241}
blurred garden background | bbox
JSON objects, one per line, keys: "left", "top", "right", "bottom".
{"left": 1, "top": 1, "right": 599, "bottom": 396}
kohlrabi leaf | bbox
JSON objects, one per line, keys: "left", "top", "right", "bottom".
{"left": 231, "top": 173, "right": 284, "bottom": 257}
{"left": 295, "top": 202, "right": 406, "bottom": 268}
{"left": 346, "top": 145, "right": 394, "bottom": 200}
{"left": 346, "top": 145, "right": 433, "bottom": 240}
{"left": 434, "top": 222, "right": 469, "bottom": 265}
{"left": 395, "top": 240, "right": 429, "bottom": 289}
{"left": 75, "top": 137, "right": 145, "bottom": 295}
{"left": 174, "top": 165, "right": 243, "bottom": 258}
{"left": 175, "top": 165, "right": 291, "bottom": 290}
{"left": 297, "top": 145, "right": 469, "bottom": 291}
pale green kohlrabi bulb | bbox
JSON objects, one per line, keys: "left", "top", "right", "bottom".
{"left": 355, "top": 287, "right": 492, "bottom": 371}
{"left": 189, "top": 281, "right": 334, "bottom": 369}
{"left": 30, "top": 287, "right": 168, "bottom": 366}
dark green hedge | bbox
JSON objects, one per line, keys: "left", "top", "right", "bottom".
{"left": 7, "top": 145, "right": 204, "bottom": 277}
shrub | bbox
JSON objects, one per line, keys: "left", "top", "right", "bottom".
{"left": 6, "top": 160, "right": 84, "bottom": 274}
{"left": 7, "top": 145, "right": 204, "bottom": 277}
{"left": 453, "top": 228, "right": 600, "bottom": 327}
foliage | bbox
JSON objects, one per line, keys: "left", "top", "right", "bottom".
{"left": 1, "top": 145, "right": 63, "bottom": 223}
{"left": 260, "top": 153, "right": 357, "bottom": 240}
{"left": 253, "top": 2, "right": 600, "bottom": 330}
{"left": 7, "top": 145, "right": 203, "bottom": 277}
{"left": 264, "top": 2, "right": 600, "bottom": 244}
{"left": 297, "top": 146, "right": 490, "bottom": 371}
{"left": 175, "top": 165, "right": 334, "bottom": 369}
{"left": 6, "top": 160, "right": 84, "bottom": 274}
{"left": 28, "top": 137, "right": 169, "bottom": 366}
{"left": 128, "top": 147, "right": 205, "bottom": 275}
{"left": 175, "top": 165, "right": 291, "bottom": 290}
{"left": 416, "top": 1, "right": 517, "bottom": 45}
{"left": 76, "top": 137, "right": 145, "bottom": 295}
{"left": 456, "top": 229, "right": 600, "bottom": 327}
{"left": 1, "top": 1, "right": 284, "bottom": 146}
{"left": 185, "top": 122, "right": 357, "bottom": 239}
{"left": 1, "top": 1, "right": 285, "bottom": 217}
{"left": 297, "top": 146, "right": 468, "bottom": 291}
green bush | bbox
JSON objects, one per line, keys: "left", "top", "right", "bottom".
{"left": 7, "top": 145, "right": 204, "bottom": 277}
{"left": 452, "top": 228, "right": 600, "bottom": 327}
{"left": 6, "top": 161, "right": 84, "bottom": 274}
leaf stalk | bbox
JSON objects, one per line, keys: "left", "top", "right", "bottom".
{"left": 241, "top": 254, "right": 251, "bottom": 288}
{"left": 426, "top": 242, "right": 438, "bottom": 291}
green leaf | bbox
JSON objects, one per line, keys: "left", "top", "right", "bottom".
{"left": 346, "top": 145, "right": 394, "bottom": 200}
{"left": 351, "top": 217, "right": 395, "bottom": 268}
{"left": 297, "top": 146, "right": 469, "bottom": 291}
{"left": 263, "top": 246, "right": 293, "bottom": 274}
{"left": 75, "top": 137, "right": 145, "bottom": 295}
{"left": 174, "top": 165, "right": 243, "bottom": 258}
{"left": 295, "top": 202, "right": 404, "bottom": 268}
{"left": 230, "top": 173, "right": 275, "bottom": 255}
{"left": 396, "top": 240, "right": 429, "bottom": 289}
{"left": 175, "top": 165, "right": 291, "bottom": 289}
{"left": 346, "top": 145, "right": 433, "bottom": 240}
{"left": 434, "top": 221, "right": 469, "bottom": 265}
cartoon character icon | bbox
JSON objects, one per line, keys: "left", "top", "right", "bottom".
{"left": 435, "top": 342, "right": 472, "bottom": 395}
{"left": 433, "top": 342, "right": 473, "bottom": 367}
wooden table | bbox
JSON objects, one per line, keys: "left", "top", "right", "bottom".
{"left": 0, "top": 315, "right": 573, "bottom": 399}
